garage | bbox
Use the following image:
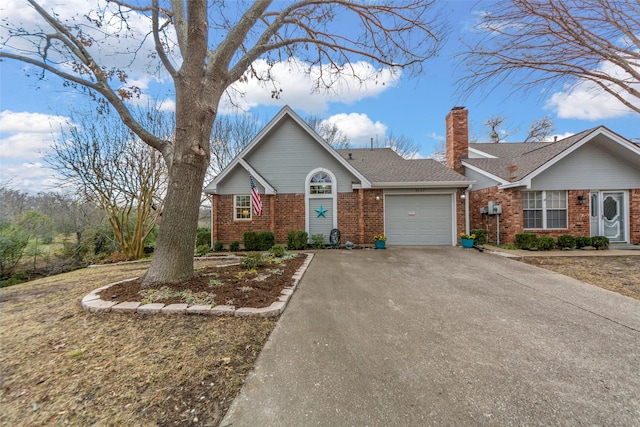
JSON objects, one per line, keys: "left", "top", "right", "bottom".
{"left": 385, "top": 194, "right": 454, "bottom": 245}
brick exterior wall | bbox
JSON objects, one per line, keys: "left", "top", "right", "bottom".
{"left": 469, "top": 188, "right": 640, "bottom": 244}
{"left": 212, "top": 189, "right": 386, "bottom": 246}
{"left": 630, "top": 188, "right": 640, "bottom": 245}
{"left": 446, "top": 107, "right": 468, "bottom": 175}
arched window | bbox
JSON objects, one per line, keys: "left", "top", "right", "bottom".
{"left": 309, "top": 172, "right": 332, "bottom": 195}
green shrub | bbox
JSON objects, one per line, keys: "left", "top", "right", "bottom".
{"left": 269, "top": 244, "right": 287, "bottom": 257}
{"left": 575, "top": 236, "right": 592, "bottom": 249}
{"left": 499, "top": 244, "right": 518, "bottom": 250}
{"left": 195, "top": 227, "right": 211, "bottom": 247}
{"left": 195, "top": 244, "right": 210, "bottom": 256}
{"left": 287, "top": 230, "right": 308, "bottom": 250}
{"left": 515, "top": 233, "right": 538, "bottom": 250}
{"left": 229, "top": 241, "right": 240, "bottom": 252}
{"left": 536, "top": 236, "right": 556, "bottom": 251}
{"left": 591, "top": 235, "right": 609, "bottom": 250}
{"left": 242, "top": 252, "right": 264, "bottom": 269}
{"left": 213, "top": 241, "right": 224, "bottom": 252}
{"left": 257, "top": 231, "right": 275, "bottom": 251}
{"left": 243, "top": 231, "right": 258, "bottom": 251}
{"left": 311, "top": 234, "right": 325, "bottom": 249}
{"left": 470, "top": 229, "right": 488, "bottom": 245}
{"left": 556, "top": 234, "right": 576, "bottom": 249}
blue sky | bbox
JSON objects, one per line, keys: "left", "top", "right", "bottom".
{"left": 1, "top": 0, "right": 638, "bottom": 193}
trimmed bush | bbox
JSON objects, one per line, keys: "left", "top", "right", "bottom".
{"left": 257, "top": 231, "right": 275, "bottom": 251}
{"left": 515, "top": 233, "right": 538, "bottom": 250}
{"left": 196, "top": 227, "right": 211, "bottom": 247}
{"left": 311, "top": 234, "right": 325, "bottom": 249}
{"left": 536, "top": 237, "right": 556, "bottom": 251}
{"left": 591, "top": 235, "right": 610, "bottom": 250}
{"left": 470, "top": 229, "right": 488, "bottom": 245}
{"left": 213, "top": 241, "right": 224, "bottom": 252}
{"left": 575, "top": 236, "right": 592, "bottom": 249}
{"left": 244, "top": 231, "right": 275, "bottom": 251}
{"left": 243, "top": 231, "right": 258, "bottom": 251}
{"left": 287, "top": 230, "right": 308, "bottom": 250}
{"left": 556, "top": 234, "right": 576, "bottom": 249}
{"left": 229, "top": 241, "right": 240, "bottom": 252}
{"left": 269, "top": 244, "right": 287, "bottom": 257}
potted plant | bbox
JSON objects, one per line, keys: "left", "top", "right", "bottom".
{"left": 374, "top": 234, "right": 386, "bottom": 249}
{"left": 459, "top": 232, "right": 476, "bottom": 249}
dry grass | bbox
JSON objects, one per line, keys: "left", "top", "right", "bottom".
{"left": 520, "top": 256, "right": 640, "bottom": 300}
{"left": 0, "top": 260, "right": 277, "bottom": 426}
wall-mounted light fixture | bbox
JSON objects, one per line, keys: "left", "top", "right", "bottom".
{"left": 375, "top": 194, "right": 381, "bottom": 201}
{"left": 577, "top": 195, "right": 586, "bottom": 205}
{"left": 460, "top": 193, "right": 466, "bottom": 200}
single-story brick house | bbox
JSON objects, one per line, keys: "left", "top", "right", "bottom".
{"left": 205, "top": 105, "right": 640, "bottom": 247}
{"left": 204, "top": 105, "right": 472, "bottom": 246}
{"left": 446, "top": 107, "right": 640, "bottom": 245}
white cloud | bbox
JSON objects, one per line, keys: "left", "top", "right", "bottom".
{"left": 545, "top": 61, "right": 639, "bottom": 120}
{"left": 0, "top": 110, "right": 70, "bottom": 193}
{"left": 320, "top": 113, "right": 387, "bottom": 147}
{"left": 0, "top": 111, "right": 69, "bottom": 160}
{"left": 0, "top": 160, "right": 60, "bottom": 193}
{"left": 222, "top": 58, "right": 401, "bottom": 114}
{"left": 545, "top": 132, "right": 575, "bottom": 142}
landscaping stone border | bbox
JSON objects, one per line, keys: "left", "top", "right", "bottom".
{"left": 81, "top": 253, "right": 314, "bottom": 317}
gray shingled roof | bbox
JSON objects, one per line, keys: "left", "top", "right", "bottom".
{"left": 336, "top": 148, "right": 470, "bottom": 183}
{"left": 466, "top": 128, "right": 598, "bottom": 181}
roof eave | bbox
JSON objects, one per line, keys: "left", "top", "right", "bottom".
{"left": 373, "top": 181, "right": 474, "bottom": 188}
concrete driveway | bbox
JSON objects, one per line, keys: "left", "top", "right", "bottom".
{"left": 222, "top": 247, "right": 640, "bottom": 426}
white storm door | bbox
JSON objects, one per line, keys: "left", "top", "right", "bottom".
{"left": 601, "top": 192, "right": 626, "bottom": 243}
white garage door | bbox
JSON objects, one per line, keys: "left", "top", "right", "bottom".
{"left": 385, "top": 194, "right": 454, "bottom": 245}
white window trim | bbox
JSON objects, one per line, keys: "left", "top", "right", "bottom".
{"left": 305, "top": 168, "right": 338, "bottom": 235}
{"left": 523, "top": 190, "right": 568, "bottom": 230}
{"left": 234, "top": 194, "right": 252, "bottom": 221}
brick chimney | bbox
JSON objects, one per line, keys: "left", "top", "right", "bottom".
{"left": 446, "top": 106, "right": 468, "bottom": 175}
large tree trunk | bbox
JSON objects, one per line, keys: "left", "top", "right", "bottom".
{"left": 141, "top": 73, "right": 216, "bottom": 287}
{"left": 141, "top": 151, "right": 207, "bottom": 287}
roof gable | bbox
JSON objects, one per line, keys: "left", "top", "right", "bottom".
{"left": 204, "top": 106, "right": 371, "bottom": 194}
{"left": 463, "top": 126, "right": 640, "bottom": 188}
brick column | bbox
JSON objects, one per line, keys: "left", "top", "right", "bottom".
{"left": 358, "top": 188, "right": 365, "bottom": 244}
{"left": 270, "top": 195, "right": 276, "bottom": 236}
{"left": 212, "top": 194, "right": 218, "bottom": 243}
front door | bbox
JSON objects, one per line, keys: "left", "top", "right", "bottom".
{"left": 590, "top": 191, "right": 627, "bottom": 243}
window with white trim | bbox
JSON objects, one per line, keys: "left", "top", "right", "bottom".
{"left": 234, "top": 195, "right": 251, "bottom": 220}
{"left": 309, "top": 172, "right": 332, "bottom": 195}
{"left": 523, "top": 190, "right": 567, "bottom": 229}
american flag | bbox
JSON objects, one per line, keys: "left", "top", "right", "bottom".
{"left": 250, "top": 174, "right": 263, "bottom": 216}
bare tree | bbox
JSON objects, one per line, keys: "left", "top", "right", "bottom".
{"left": 458, "top": 0, "right": 640, "bottom": 114}
{"left": 381, "top": 132, "right": 421, "bottom": 158}
{"left": 1, "top": 1, "right": 444, "bottom": 286}
{"left": 483, "top": 115, "right": 516, "bottom": 143}
{"left": 524, "top": 116, "right": 555, "bottom": 142}
{"left": 305, "top": 115, "right": 350, "bottom": 149}
{"left": 209, "top": 113, "right": 263, "bottom": 177}
{"left": 47, "top": 110, "right": 167, "bottom": 260}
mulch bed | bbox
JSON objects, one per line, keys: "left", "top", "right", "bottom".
{"left": 99, "top": 255, "right": 306, "bottom": 308}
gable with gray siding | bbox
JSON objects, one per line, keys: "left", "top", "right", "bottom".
{"left": 217, "top": 116, "right": 360, "bottom": 194}
{"left": 530, "top": 140, "right": 640, "bottom": 190}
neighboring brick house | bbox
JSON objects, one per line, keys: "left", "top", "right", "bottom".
{"left": 446, "top": 107, "right": 640, "bottom": 245}
{"left": 204, "top": 106, "right": 472, "bottom": 247}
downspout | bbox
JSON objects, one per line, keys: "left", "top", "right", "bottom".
{"left": 465, "top": 184, "right": 472, "bottom": 235}
{"left": 210, "top": 194, "right": 214, "bottom": 249}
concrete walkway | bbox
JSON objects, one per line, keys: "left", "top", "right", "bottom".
{"left": 221, "top": 247, "right": 640, "bottom": 426}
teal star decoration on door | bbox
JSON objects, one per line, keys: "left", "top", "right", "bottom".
{"left": 315, "top": 205, "right": 327, "bottom": 218}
